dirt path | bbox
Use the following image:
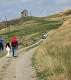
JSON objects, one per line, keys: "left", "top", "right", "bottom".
{"left": 0, "top": 47, "right": 37, "bottom": 80}
{"left": 0, "top": 39, "right": 44, "bottom": 80}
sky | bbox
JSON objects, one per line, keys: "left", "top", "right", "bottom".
{"left": 0, "top": 0, "right": 71, "bottom": 21}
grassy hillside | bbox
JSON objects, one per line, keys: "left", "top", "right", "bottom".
{"left": 32, "top": 10, "right": 71, "bottom": 80}
{"left": 0, "top": 16, "right": 63, "bottom": 47}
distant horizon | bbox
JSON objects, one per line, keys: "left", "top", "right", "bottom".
{"left": 0, "top": 0, "right": 71, "bottom": 21}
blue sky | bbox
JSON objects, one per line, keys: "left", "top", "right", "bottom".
{"left": 0, "top": 0, "right": 71, "bottom": 21}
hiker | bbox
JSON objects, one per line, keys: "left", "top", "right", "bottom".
{"left": 11, "top": 36, "right": 18, "bottom": 57}
{"left": 0, "top": 36, "right": 4, "bottom": 52}
{"left": 6, "top": 42, "right": 11, "bottom": 57}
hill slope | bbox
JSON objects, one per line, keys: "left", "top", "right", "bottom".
{"left": 32, "top": 10, "right": 71, "bottom": 80}
{"left": 0, "top": 16, "right": 63, "bottom": 47}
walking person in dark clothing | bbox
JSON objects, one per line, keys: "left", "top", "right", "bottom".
{"left": 11, "top": 36, "right": 18, "bottom": 57}
{"left": 0, "top": 36, "right": 4, "bottom": 52}
{"left": 0, "top": 43, "right": 3, "bottom": 51}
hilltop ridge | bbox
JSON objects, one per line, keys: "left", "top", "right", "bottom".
{"left": 43, "top": 9, "right": 71, "bottom": 21}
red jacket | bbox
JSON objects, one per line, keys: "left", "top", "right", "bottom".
{"left": 11, "top": 36, "right": 18, "bottom": 47}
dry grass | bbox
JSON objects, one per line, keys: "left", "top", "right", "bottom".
{"left": 32, "top": 16, "right": 71, "bottom": 80}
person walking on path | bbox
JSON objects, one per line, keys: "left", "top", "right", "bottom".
{"left": 0, "top": 36, "right": 4, "bottom": 53}
{"left": 11, "top": 36, "right": 18, "bottom": 57}
{"left": 6, "top": 42, "right": 11, "bottom": 57}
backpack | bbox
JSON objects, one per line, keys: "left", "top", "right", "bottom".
{"left": 12, "top": 41, "right": 17, "bottom": 47}
{"left": 0, "top": 40, "right": 2, "bottom": 43}
{"left": 0, "top": 37, "right": 3, "bottom": 44}
{"left": 11, "top": 36, "right": 17, "bottom": 47}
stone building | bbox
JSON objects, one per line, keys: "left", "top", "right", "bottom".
{"left": 21, "top": 9, "right": 28, "bottom": 17}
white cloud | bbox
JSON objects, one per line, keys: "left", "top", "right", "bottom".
{"left": 55, "top": 0, "right": 67, "bottom": 4}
